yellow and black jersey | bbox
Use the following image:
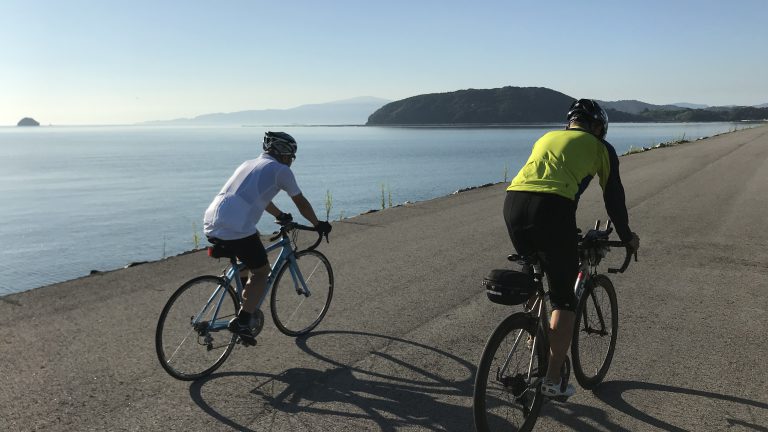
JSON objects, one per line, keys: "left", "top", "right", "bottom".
{"left": 507, "top": 128, "right": 632, "bottom": 241}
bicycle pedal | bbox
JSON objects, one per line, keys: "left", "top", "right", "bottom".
{"left": 237, "top": 335, "right": 257, "bottom": 347}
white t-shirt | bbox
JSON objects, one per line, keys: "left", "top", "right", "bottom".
{"left": 203, "top": 154, "right": 301, "bottom": 240}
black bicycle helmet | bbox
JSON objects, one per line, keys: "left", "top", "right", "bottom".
{"left": 263, "top": 131, "right": 297, "bottom": 157}
{"left": 566, "top": 99, "right": 609, "bottom": 139}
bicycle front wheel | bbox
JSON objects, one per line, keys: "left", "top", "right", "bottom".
{"left": 270, "top": 250, "right": 334, "bottom": 336}
{"left": 155, "top": 275, "right": 239, "bottom": 380}
{"left": 474, "top": 312, "right": 546, "bottom": 432}
{"left": 571, "top": 274, "right": 619, "bottom": 389}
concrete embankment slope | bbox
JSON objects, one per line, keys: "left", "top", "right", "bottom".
{"left": 2, "top": 125, "right": 767, "bottom": 431}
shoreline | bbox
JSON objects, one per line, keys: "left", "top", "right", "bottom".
{"left": 620, "top": 122, "right": 764, "bottom": 155}
{"left": 3, "top": 120, "right": 765, "bottom": 129}
{"left": 3, "top": 123, "right": 766, "bottom": 298}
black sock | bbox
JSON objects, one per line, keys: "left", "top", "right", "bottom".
{"left": 237, "top": 311, "right": 252, "bottom": 324}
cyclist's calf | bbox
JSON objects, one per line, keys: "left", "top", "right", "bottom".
{"left": 241, "top": 265, "right": 270, "bottom": 313}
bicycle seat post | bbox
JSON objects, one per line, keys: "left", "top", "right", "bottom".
{"left": 531, "top": 262, "right": 542, "bottom": 276}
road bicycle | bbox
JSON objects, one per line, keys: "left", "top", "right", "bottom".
{"left": 473, "top": 220, "right": 636, "bottom": 432}
{"left": 155, "top": 221, "right": 333, "bottom": 381}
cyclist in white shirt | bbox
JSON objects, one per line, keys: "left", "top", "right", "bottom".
{"left": 203, "top": 131, "right": 332, "bottom": 343}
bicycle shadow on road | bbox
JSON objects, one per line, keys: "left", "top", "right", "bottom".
{"left": 535, "top": 401, "right": 635, "bottom": 432}
{"left": 188, "top": 330, "right": 478, "bottom": 431}
{"left": 594, "top": 380, "right": 768, "bottom": 432}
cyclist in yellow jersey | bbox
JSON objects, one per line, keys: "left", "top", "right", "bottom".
{"left": 504, "top": 99, "right": 640, "bottom": 398}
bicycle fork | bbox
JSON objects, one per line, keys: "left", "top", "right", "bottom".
{"left": 574, "top": 272, "right": 609, "bottom": 336}
{"left": 286, "top": 253, "right": 324, "bottom": 297}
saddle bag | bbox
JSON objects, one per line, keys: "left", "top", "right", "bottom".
{"left": 207, "top": 243, "right": 235, "bottom": 259}
{"left": 483, "top": 269, "right": 537, "bottom": 305}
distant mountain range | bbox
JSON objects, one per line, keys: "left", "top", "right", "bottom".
{"left": 597, "top": 99, "right": 768, "bottom": 115}
{"left": 366, "top": 87, "right": 768, "bottom": 125}
{"left": 597, "top": 100, "right": 691, "bottom": 114}
{"left": 143, "top": 90, "right": 767, "bottom": 126}
{"left": 671, "top": 102, "right": 710, "bottom": 109}
{"left": 145, "top": 96, "right": 390, "bottom": 126}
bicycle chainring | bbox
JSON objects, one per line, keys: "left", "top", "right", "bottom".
{"left": 250, "top": 309, "right": 265, "bottom": 337}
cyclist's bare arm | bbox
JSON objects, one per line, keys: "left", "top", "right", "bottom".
{"left": 290, "top": 193, "right": 320, "bottom": 226}
{"left": 265, "top": 202, "right": 282, "bottom": 218}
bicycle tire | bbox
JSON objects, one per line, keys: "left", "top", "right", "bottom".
{"left": 571, "top": 274, "right": 618, "bottom": 389}
{"left": 155, "top": 275, "right": 239, "bottom": 380}
{"left": 270, "top": 250, "right": 334, "bottom": 336}
{"left": 474, "top": 312, "right": 547, "bottom": 432}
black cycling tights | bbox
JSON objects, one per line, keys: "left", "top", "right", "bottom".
{"left": 503, "top": 191, "right": 579, "bottom": 311}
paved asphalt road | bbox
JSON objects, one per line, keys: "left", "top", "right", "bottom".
{"left": 2, "top": 125, "right": 767, "bottom": 431}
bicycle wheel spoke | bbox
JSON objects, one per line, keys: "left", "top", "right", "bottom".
{"left": 282, "top": 296, "right": 308, "bottom": 326}
{"left": 302, "top": 260, "right": 322, "bottom": 287}
{"left": 167, "top": 328, "right": 196, "bottom": 364}
{"left": 167, "top": 311, "right": 214, "bottom": 364}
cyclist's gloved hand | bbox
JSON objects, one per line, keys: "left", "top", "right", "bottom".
{"left": 315, "top": 221, "right": 332, "bottom": 238}
{"left": 276, "top": 212, "right": 293, "bottom": 223}
{"left": 627, "top": 232, "right": 640, "bottom": 252}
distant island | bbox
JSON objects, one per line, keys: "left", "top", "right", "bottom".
{"left": 365, "top": 86, "right": 768, "bottom": 125}
{"left": 367, "top": 87, "right": 573, "bottom": 125}
{"left": 17, "top": 117, "right": 40, "bottom": 126}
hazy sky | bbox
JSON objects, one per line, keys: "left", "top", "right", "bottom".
{"left": 3, "top": 0, "right": 767, "bottom": 125}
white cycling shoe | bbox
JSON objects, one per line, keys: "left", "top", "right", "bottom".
{"left": 540, "top": 377, "right": 576, "bottom": 398}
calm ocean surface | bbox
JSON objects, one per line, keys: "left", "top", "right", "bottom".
{"left": 0, "top": 122, "right": 758, "bottom": 294}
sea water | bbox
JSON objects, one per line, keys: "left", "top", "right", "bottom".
{"left": 0, "top": 122, "right": 757, "bottom": 294}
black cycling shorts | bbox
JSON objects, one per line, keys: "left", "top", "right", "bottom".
{"left": 503, "top": 191, "right": 579, "bottom": 311}
{"left": 207, "top": 232, "right": 269, "bottom": 270}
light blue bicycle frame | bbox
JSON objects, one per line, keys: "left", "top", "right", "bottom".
{"left": 193, "top": 234, "right": 312, "bottom": 333}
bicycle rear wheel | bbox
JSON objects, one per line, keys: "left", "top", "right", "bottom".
{"left": 571, "top": 274, "right": 618, "bottom": 389}
{"left": 474, "top": 312, "right": 546, "bottom": 432}
{"left": 155, "top": 275, "right": 238, "bottom": 380}
{"left": 270, "top": 250, "right": 334, "bottom": 336}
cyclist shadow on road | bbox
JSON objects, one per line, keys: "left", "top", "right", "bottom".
{"left": 593, "top": 380, "right": 768, "bottom": 432}
{"left": 188, "top": 330, "right": 478, "bottom": 431}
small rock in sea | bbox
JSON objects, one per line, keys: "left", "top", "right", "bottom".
{"left": 89, "top": 270, "right": 102, "bottom": 275}
{"left": 17, "top": 117, "right": 40, "bottom": 126}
